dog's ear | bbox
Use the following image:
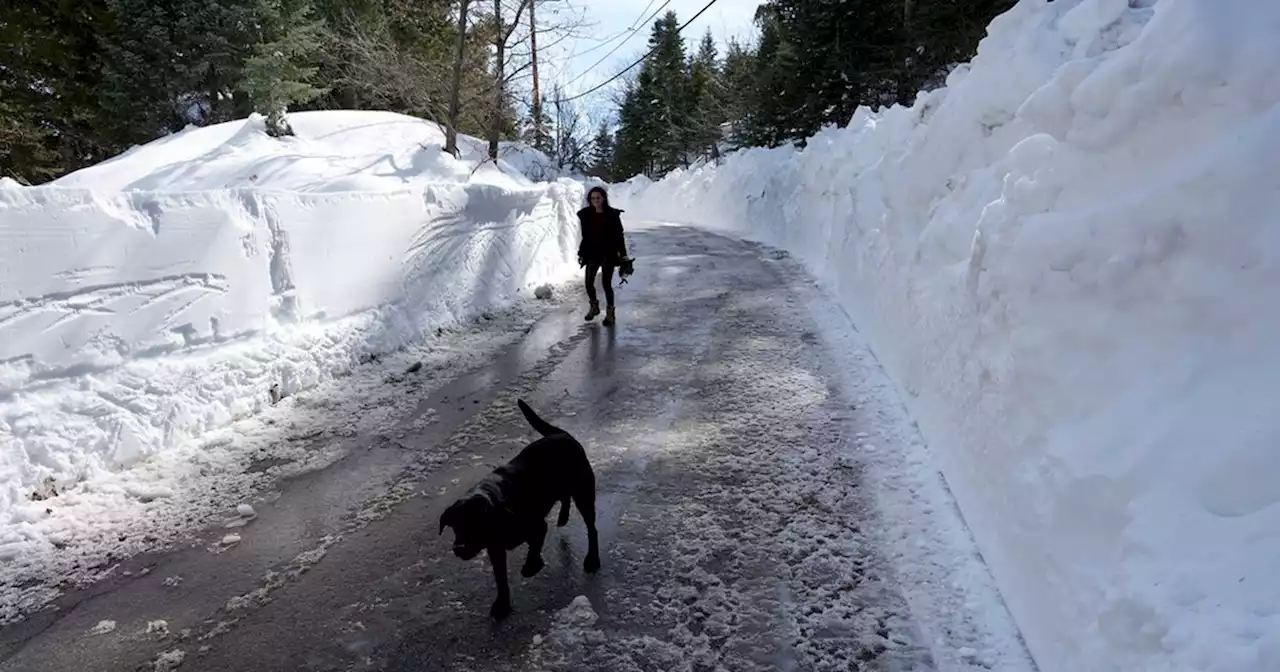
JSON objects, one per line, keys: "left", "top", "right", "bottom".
{"left": 439, "top": 502, "right": 456, "bottom": 536}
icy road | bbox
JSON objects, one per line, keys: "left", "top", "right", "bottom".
{"left": 0, "top": 225, "right": 1032, "bottom": 672}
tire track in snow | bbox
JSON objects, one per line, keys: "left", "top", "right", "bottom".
{"left": 0, "top": 274, "right": 229, "bottom": 333}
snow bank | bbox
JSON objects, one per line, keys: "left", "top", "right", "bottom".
{"left": 52, "top": 110, "right": 559, "bottom": 191}
{"left": 0, "top": 111, "right": 583, "bottom": 550}
{"left": 614, "top": 1, "right": 1280, "bottom": 670}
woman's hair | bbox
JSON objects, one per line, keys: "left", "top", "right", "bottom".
{"left": 586, "top": 186, "right": 610, "bottom": 208}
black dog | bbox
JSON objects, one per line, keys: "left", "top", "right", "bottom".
{"left": 439, "top": 399, "right": 601, "bottom": 619}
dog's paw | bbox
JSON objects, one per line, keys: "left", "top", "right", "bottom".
{"left": 583, "top": 554, "right": 601, "bottom": 574}
{"left": 490, "top": 598, "right": 511, "bottom": 620}
{"left": 520, "top": 556, "right": 545, "bottom": 578}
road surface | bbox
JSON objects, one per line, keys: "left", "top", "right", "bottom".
{"left": 0, "top": 225, "right": 1016, "bottom": 671}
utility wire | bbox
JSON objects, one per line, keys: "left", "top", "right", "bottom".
{"left": 628, "top": 0, "right": 660, "bottom": 29}
{"left": 569, "top": 25, "right": 639, "bottom": 61}
{"left": 562, "top": 0, "right": 676, "bottom": 89}
{"left": 563, "top": 0, "right": 721, "bottom": 103}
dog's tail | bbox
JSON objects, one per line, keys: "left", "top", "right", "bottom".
{"left": 517, "top": 399, "right": 567, "bottom": 437}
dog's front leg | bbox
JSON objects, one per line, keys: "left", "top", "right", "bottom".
{"left": 487, "top": 546, "right": 511, "bottom": 620}
{"left": 521, "top": 518, "right": 547, "bottom": 578}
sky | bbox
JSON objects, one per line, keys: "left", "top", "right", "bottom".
{"left": 535, "top": 0, "right": 764, "bottom": 123}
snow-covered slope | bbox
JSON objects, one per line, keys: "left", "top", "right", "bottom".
{"left": 615, "top": 1, "right": 1280, "bottom": 670}
{"left": 51, "top": 110, "right": 560, "bottom": 192}
{"left": 0, "top": 111, "right": 581, "bottom": 608}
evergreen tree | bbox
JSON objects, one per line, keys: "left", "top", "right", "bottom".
{"left": 1, "top": 0, "right": 519, "bottom": 181}
{"left": 0, "top": 0, "right": 115, "bottom": 181}
{"left": 718, "top": 39, "right": 757, "bottom": 150}
{"left": 613, "top": 68, "right": 660, "bottom": 178}
{"left": 0, "top": 100, "right": 57, "bottom": 184}
{"left": 238, "top": 0, "right": 329, "bottom": 136}
{"left": 743, "top": 0, "right": 1017, "bottom": 146}
{"left": 586, "top": 122, "right": 615, "bottom": 181}
{"left": 613, "top": 11, "right": 693, "bottom": 177}
{"left": 98, "top": 0, "right": 259, "bottom": 145}
{"left": 748, "top": 3, "right": 803, "bottom": 147}
{"left": 646, "top": 12, "right": 692, "bottom": 172}
{"left": 686, "top": 30, "right": 723, "bottom": 162}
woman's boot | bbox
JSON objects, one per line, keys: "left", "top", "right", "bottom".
{"left": 584, "top": 301, "right": 600, "bottom": 321}
{"left": 602, "top": 305, "right": 616, "bottom": 326}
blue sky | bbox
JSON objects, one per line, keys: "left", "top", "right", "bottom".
{"left": 535, "top": 0, "right": 764, "bottom": 124}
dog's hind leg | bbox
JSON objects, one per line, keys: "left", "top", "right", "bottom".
{"left": 486, "top": 547, "right": 512, "bottom": 620}
{"left": 521, "top": 518, "right": 547, "bottom": 578}
{"left": 556, "top": 496, "right": 571, "bottom": 527}
{"left": 573, "top": 487, "right": 601, "bottom": 573}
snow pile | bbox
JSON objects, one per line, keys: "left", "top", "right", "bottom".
{"left": 52, "top": 110, "right": 560, "bottom": 191}
{"left": 615, "top": 1, "right": 1280, "bottom": 670}
{"left": 0, "top": 111, "right": 583, "bottom": 569}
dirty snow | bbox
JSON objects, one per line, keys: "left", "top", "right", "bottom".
{"left": 614, "top": 0, "right": 1280, "bottom": 670}
{"left": 88, "top": 619, "right": 117, "bottom": 636}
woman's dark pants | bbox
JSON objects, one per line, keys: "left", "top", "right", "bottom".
{"left": 585, "top": 261, "right": 616, "bottom": 307}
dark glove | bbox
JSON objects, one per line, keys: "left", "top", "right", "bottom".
{"left": 577, "top": 253, "right": 585, "bottom": 268}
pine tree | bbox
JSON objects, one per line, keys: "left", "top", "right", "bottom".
{"left": 741, "top": 0, "right": 1017, "bottom": 146}
{"left": 0, "top": 0, "right": 115, "bottom": 182}
{"left": 646, "top": 12, "right": 692, "bottom": 172}
{"left": 686, "top": 30, "right": 723, "bottom": 162}
{"left": 99, "top": 0, "right": 259, "bottom": 145}
{"left": 0, "top": 101, "right": 57, "bottom": 184}
{"left": 613, "top": 66, "right": 661, "bottom": 178}
{"left": 748, "top": 4, "right": 803, "bottom": 147}
{"left": 719, "top": 39, "right": 757, "bottom": 150}
{"left": 1, "top": 0, "right": 515, "bottom": 181}
{"left": 238, "top": 0, "right": 329, "bottom": 136}
{"left": 587, "top": 122, "right": 615, "bottom": 181}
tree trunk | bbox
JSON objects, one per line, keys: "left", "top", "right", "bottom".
{"left": 529, "top": 1, "right": 542, "bottom": 150}
{"left": 487, "top": 0, "right": 504, "bottom": 161}
{"left": 444, "top": 0, "right": 471, "bottom": 157}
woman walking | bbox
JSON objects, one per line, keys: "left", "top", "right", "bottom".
{"left": 576, "top": 186, "right": 629, "bottom": 326}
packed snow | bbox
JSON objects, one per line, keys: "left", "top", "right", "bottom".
{"left": 615, "top": 0, "right": 1280, "bottom": 670}
{"left": 0, "top": 110, "right": 583, "bottom": 617}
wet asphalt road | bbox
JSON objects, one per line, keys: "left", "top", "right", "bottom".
{"left": 0, "top": 225, "right": 939, "bottom": 672}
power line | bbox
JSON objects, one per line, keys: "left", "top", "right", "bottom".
{"left": 569, "top": 26, "right": 638, "bottom": 61}
{"left": 628, "top": 0, "right": 660, "bottom": 29}
{"left": 562, "top": 0, "right": 676, "bottom": 89}
{"left": 563, "top": 0, "right": 721, "bottom": 103}
{"left": 535, "top": 0, "right": 655, "bottom": 77}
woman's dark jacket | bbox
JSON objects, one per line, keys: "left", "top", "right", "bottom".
{"left": 577, "top": 206, "right": 628, "bottom": 266}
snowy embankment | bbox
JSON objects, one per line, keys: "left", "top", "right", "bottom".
{"left": 0, "top": 111, "right": 581, "bottom": 574}
{"left": 615, "top": 1, "right": 1280, "bottom": 670}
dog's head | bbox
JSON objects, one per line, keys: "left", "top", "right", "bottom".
{"left": 439, "top": 495, "right": 491, "bottom": 561}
